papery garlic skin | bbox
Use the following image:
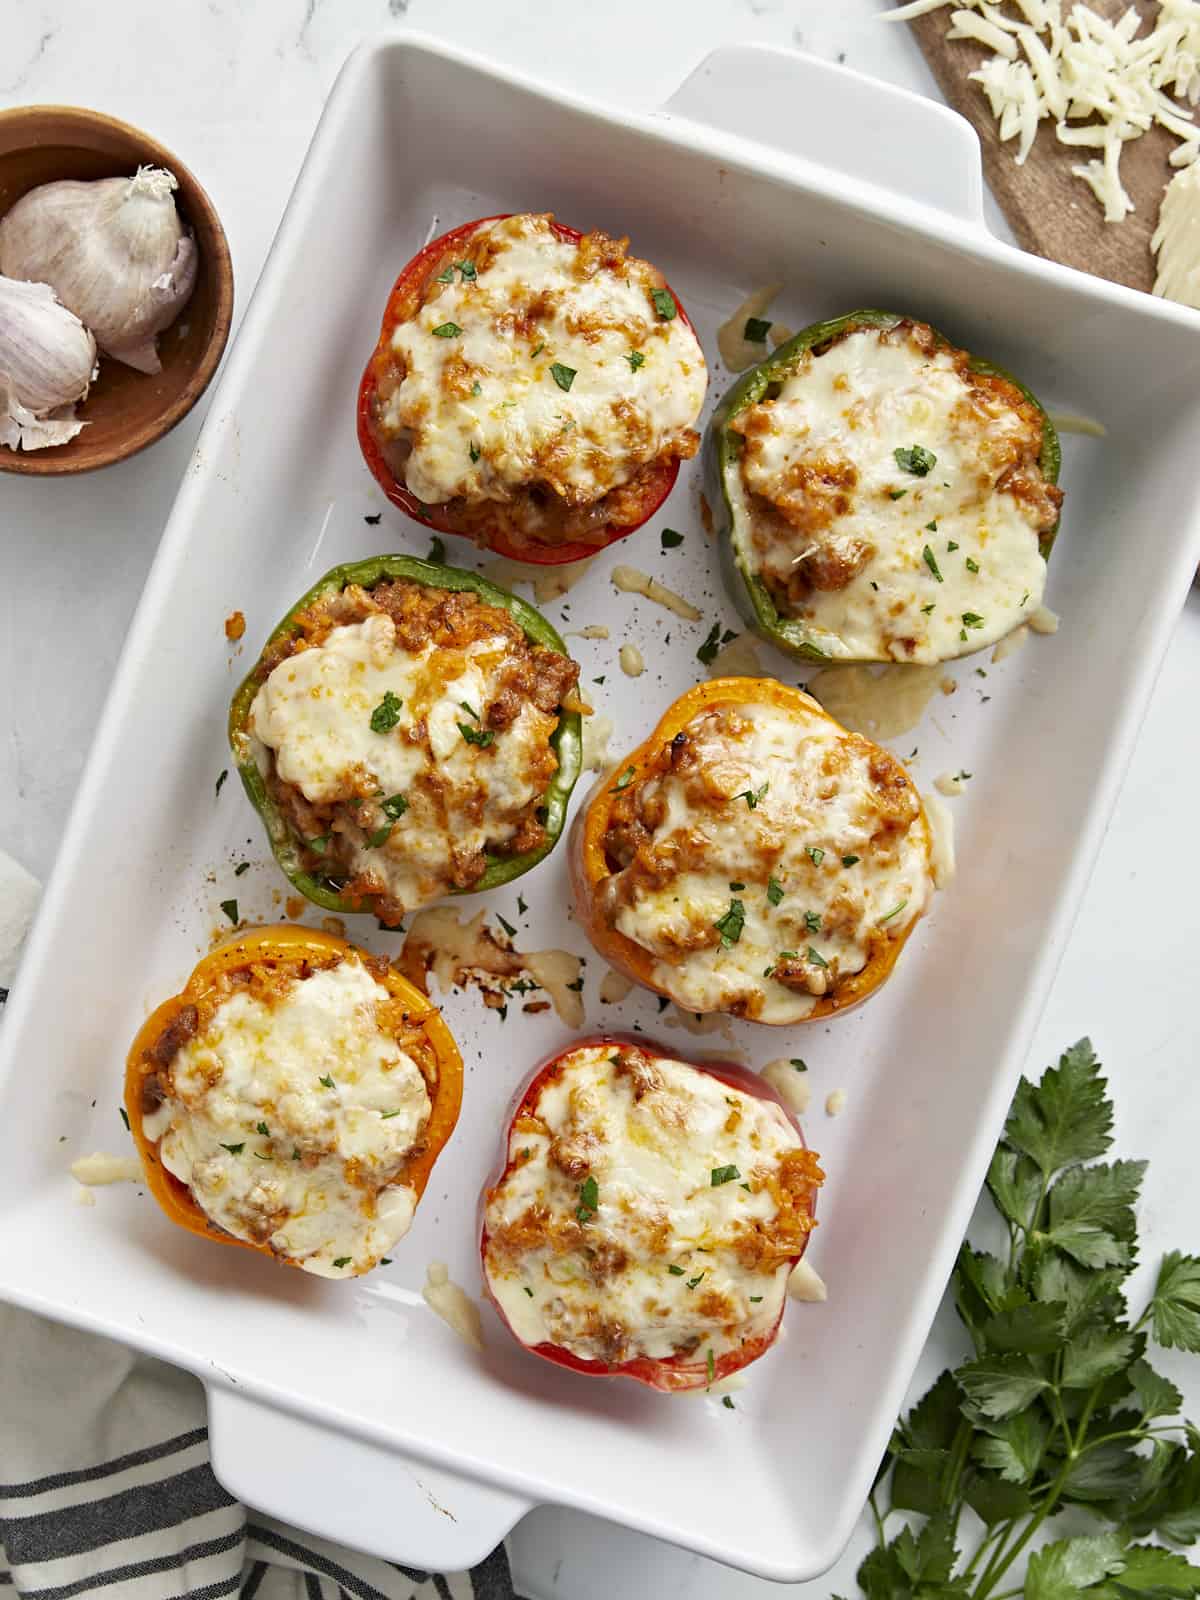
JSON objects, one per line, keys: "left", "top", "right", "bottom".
{"left": 0, "top": 167, "right": 197, "bottom": 375}
{"left": 0, "top": 275, "right": 96, "bottom": 451}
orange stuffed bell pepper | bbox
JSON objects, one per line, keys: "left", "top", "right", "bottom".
{"left": 571, "top": 678, "right": 940, "bottom": 1025}
{"left": 481, "top": 1036, "right": 824, "bottom": 1392}
{"left": 126, "top": 925, "right": 462, "bottom": 1277}
{"left": 357, "top": 211, "right": 706, "bottom": 564}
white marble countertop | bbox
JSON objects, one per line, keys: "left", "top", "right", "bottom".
{"left": 3, "top": 2, "right": 1198, "bottom": 1595}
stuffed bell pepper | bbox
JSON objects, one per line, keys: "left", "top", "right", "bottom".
{"left": 229, "top": 556, "right": 583, "bottom": 926}
{"left": 358, "top": 211, "right": 707, "bottom": 564}
{"left": 571, "top": 678, "right": 939, "bottom": 1024}
{"left": 707, "top": 309, "right": 1063, "bottom": 664}
{"left": 125, "top": 926, "right": 463, "bottom": 1277}
{"left": 481, "top": 1037, "right": 824, "bottom": 1391}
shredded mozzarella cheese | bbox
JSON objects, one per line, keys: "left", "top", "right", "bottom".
{"left": 885, "top": 0, "right": 1200, "bottom": 222}
{"left": 1154, "top": 157, "right": 1200, "bottom": 306}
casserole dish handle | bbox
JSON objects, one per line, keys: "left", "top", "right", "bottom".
{"left": 207, "top": 1385, "right": 533, "bottom": 1570}
{"left": 660, "top": 42, "right": 987, "bottom": 231}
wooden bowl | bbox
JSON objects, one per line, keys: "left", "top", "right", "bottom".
{"left": 0, "top": 106, "right": 234, "bottom": 475}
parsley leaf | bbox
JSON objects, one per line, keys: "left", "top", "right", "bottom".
{"left": 651, "top": 287, "right": 676, "bottom": 320}
{"left": 576, "top": 1175, "right": 599, "bottom": 1224}
{"left": 1151, "top": 1253, "right": 1200, "bottom": 1352}
{"left": 711, "top": 1164, "right": 740, "bottom": 1186}
{"left": 895, "top": 444, "right": 937, "bottom": 476}
{"left": 459, "top": 723, "right": 496, "bottom": 748}
{"left": 1005, "top": 1037, "right": 1112, "bottom": 1175}
{"left": 923, "top": 544, "right": 944, "bottom": 583}
{"left": 956, "top": 1354, "right": 1049, "bottom": 1420}
{"left": 550, "top": 362, "right": 576, "bottom": 392}
{"left": 667, "top": 1263, "right": 685, "bottom": 1276}
{"left": 743, "top": 316, "right": 771, "bottom": 342}
{"left": 733, "top": 781, "right": 768, "bottom": 810}
{"left": 381, "top": 794, "right": 408, "bottom": 820}
{"left": 767, "top": 876, "right": 784, "bottom": 906}
{"left": 332, "top": 1256, "right": 352, "bottom": 1269}
{"left": 370, "top": 690, "right": 403, "bottom": 734}
{"left": 215, "top": 769, "right": 228, "bottom": 797}
{"left": 626, "top": 350, "right": 645, "bottom": 370}
{"left": 219, "top": 899, "right": 239, "bottom": 925}
{"left": 431, "top": 321, "right": 462, "bottom": 338}
{"left": 714, "top": 899, "right": 745, "bottom": 948}
{"left": 661, "top": 527, "right": 684, "bottom": 549}
{"left": 1023, "top": 1533, "right": 1126, "bottom": 1600}
{"left": 219, "top": 1141, "right": 244, "bottom": 1155}
{"left": 696, "top": 621, "right": 723, "bottom": 665}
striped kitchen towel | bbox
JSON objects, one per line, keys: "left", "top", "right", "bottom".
{"left": 0, "top": 1303, "right": 519, "bottom": 1600}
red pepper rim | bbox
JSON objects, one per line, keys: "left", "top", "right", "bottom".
{"left": 479, "top": 1033, "right": 819, "bottom": 1393}
{"left": 357, "top": 214, "right": 694, "bottom": 566}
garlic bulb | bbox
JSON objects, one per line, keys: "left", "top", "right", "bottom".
{"left": 0, "top": 167, "right": 197, "bottom": 374}
{"left": 0, "top": 275, "right": 96, "bottom": 451}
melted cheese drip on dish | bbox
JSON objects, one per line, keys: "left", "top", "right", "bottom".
{"left": 145, "top": 958, "right": 430, "bottom": 1277}
{"left": 612, "top": 702, "right": 934, "bottom": 1024}
{"left": 484, "top": 1045, "right": 806, "bottom": 1365}
{"left": 734, "top": 328, "right": 1048, "bottom": 662}
{"left": 381, "top": 214, "right": 707, "bottom": 507}
{"left": 248, "top": 613, "right": 554, "bottom": 911}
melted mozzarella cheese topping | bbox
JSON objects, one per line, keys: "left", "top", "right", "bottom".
{"left": 484, "top": 1045, "right": 812, "bottom": 1366}
{"left": 248, "top": 612, "right": 554, "bottom": 910}
{"left": 733, "top": 328, "right": 1048, "bottom": 662}
{"left": 611, "top": 702, "right": 934, "bottom": 1024}
{"left": 145, "top": 958, "right": 430, "bottom": 1277}
{"left": 380, "top": 214, "right": 706, "bottom": 507}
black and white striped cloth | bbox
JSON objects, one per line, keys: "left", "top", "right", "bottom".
{"left": 0, "top": 1304, "right": 519, "bottom": 1600}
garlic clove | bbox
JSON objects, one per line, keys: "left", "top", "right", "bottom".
{"left": 0, "top": 275, "right": 96, "bottom": 451}
{"left": 0, "top": 166, "right": 197, "bottom": 375}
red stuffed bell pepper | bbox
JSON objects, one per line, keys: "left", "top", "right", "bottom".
{"left": 358, "top": 212, "right": 707, "bottom": 564}
{"left": 481, "top": 1036, "right": 824, "bottom": 1392}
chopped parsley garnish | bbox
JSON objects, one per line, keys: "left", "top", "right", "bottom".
{"left": 743, "top": 316, "right": 771, "bottom": 342}
{"left": 381, "top": 794, "right": 408, "bottom": 820}
{"left": 926, "top": 520, "right": 938, "bottom": 533}
{"left": 292, "top": 1148, "right": 301, "bottom": 1160}
{"left": 749, "top": 1294, "right": 763, "bottom": 1303}
{"left": 332, "top": 1257, "right": 351, "bottom": 1269}
{"left": 215, "top": 769, "right": 228, "bottom": 797}
{"left": 366, "top": 824, "right": 393, "bottom": 849}
{"left": 517, "top": 894, "right": 527, "bottom": 915}
{"left": 966, "top": 556, "right": 980, "bottom": 573}
{"left": 219, "top": 1141, "right": 244, "bottom": 1155}
{"left": 711, "top": 1164, "right": 740, "bottom": 1186}
{"left": 920, "top": 602, "right": 936, "bottom": 615}
{"left": 714, "top": 899, "right": 746, "bottom": 948}
{"left": 370, "top": 690, "right": 403, "bottom": 733}
{"left": 566, "top": 976, "right": 584, "bottom": 993}
{"left": 733, "top": 781, "right": 768, "bottom": 810}
{"left": 807, "top": 845, "right": 825, "bottom": 866}
{"left": 923, "top": 545, "right": 944, "bottom": 583}
{"left": 668, "top": 1263, "right": 685, "bottom": 1276}
{"left": 722, "top": 1395, "right": 736, "bottom": 1410}
{"left": 426, "top": 536, "right": 446, "bottom": 562}
{"left": 767, "top": 876, "right": 784, "bottom": 906}
{"left": 706, "top": 1347, "right": 716, "bottom": 1386}
{"left": 256, "top": 1121, "right": 269, "bottom": 1136}
{"left": 309, "top": 832, "right": 331, "bottom": 855}
{"left": 119, "top": 1107, "right": 131, "bottom": 1132}
{"left": 661, "top": 527, "right": 684, "bottom": 549}
{"left": 469, "top": 442, "right": 480, "bottom": 463}
{"left": 576, "top": 1174, "right": 599, "bottom": 1224}
{"left": 456, "top": 260, "right": 477, "bottom": 280}
{"left": 364, "top": 512, "right": 382, "bottom": 525}
{"left": 947, "top": 539, "right": 959, "bottom": 552}
{"left": 523, "top": 1286, "right": 534, "bottom": 1297}
{"left": 696, "top": 621, "right": 723, "bottom": 664}
{"left": 219, "top": 899, "right": 239, "bottom": 925}
{"left": 877, "top": 899, "right": 908, "bottom": 924}
{"left": 626, "top": 350, "right": 645, "bottom": 371}
{"left": 497, "top": 913, "right": 517, "bottom": 938}
{"left": 614, "top": 767, "right": 635, "bottom": 790}
{"left": 530, "top": 340, "right": 544, "bottom": 357}
{"left": 380, "top": 1108, "right": 403, "bottom": 1119}
{"left": 805, "top": 910, "right": 821, "bottom": 933}
{"left": 459, "top": 723, "right": 495, "bottom": 747}
{"left": 550, "top": 362, "right": 576, "bottom": 392}
{"left": 962, "top": 611, "right": 985, "bottom": 629}
{"left": 318, "top": 1074, "right": 334, "bottom": 1089}
{"left": 790, "top": 1059, "right": 808, "bottom": 1072}
{"left": 729, "top": 881, "right": 745, "bottom": 891}
{"left": 651, "top": 287, "right": 676, "bottom": 320}
{"left": 471, "top": 380, "right": 482, "bottom": 396}
{"left": 234, "top": 861, "right": 250, "bottom": 876}
{"left": 842, "top": 854, "right": 860, "bottom": 867}
{"left": 687, "top": 1272, "right": 706, "bottom": 1290}
{"left": 894, "top": 444, "right": 936, "bottom": 476}
{"left": 459, "top": 701, "right": 480, "bottom": 721}
{"left": 807, "top": 946, "right": 829, "bottom": 969}
{"left": 888, "top": 488, "right": 908, "bottom": 500}
{"left": 435, "top": 265, "right": 454, "bottom": 283}
{"left": 431, "top": 321, "right": 462, "bottom": 338}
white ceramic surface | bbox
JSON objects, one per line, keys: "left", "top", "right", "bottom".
{"left": 3, "top": 24, "right": 1200, "bottom": 1585}
{"left": 3, "top": 6, "right": 1200, "bottom": 1597}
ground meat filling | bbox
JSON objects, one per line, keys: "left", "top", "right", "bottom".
{"left": 367, "top": 213, "right": 705, "bottom": 553}
{"left": 249, "top": 580, "right": 578, "bottom": 923}
{"left": 731, "top": 318, "right": 1063, "bottom": 625}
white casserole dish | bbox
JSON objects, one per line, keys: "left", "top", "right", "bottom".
{"left": 2, "top": 33, "right": 1199, "bottom": 1582}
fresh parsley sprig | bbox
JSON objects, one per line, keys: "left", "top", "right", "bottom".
{"left": 839, "top": 1039, "right": 1200, "bottom": 1600}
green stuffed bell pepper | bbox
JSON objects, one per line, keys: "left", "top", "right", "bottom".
{"left": 229, "top": 555, "right": 583, "bottom": 926}
{"left": 706, "top": 309, "right": 1063, "bottom": 667}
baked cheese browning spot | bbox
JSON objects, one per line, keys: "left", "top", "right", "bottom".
{"left": 140, "top": 950, "right": 436, "bottom": 1277}
{"left": 483, "top": 1045, "right": 823, "bottom": 1366}
{"left": 246, "top": 579, "right": 579, "bottom": 923}
{"left": 370, "top": 214, "right": 707, "bottom": 550}
{"left": 729, "top": 319, "right": 1062, "bottom": 662}
{"left": 599, "top": 701, "right": 935, "bottom": 1023}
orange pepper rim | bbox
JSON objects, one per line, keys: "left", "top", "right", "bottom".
{"left": 478, "top": 1033, "right": 822, "bottom": 1391}
{"left": 356, "top": 213, "right": 696, "bottom": 566}
{"left": 570, "top": 677, "right": 932, "bottom": 1024}
{"left": 124, "top": 925, "right": 463, "bottom": 1267}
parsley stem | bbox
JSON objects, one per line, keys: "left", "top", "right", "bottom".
{"left": 971, "top": 1521, "right": 1015, "bottom": 1593}
{"left": 961, "top": 1521, "right": 1008, "bottom": 1583}
{"left": 942, "top": 1416, "right": 974, "bottom": 1511}
{"left": 973, "top": 1456, "right": 1074, "bottom": 1599}
{"left": 868, "top": 1487, "right": 888, "bottom": 1548}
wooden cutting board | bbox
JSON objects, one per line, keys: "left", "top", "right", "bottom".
{"left": 905, "top": 1, "right": 1177, "bottom": 292}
